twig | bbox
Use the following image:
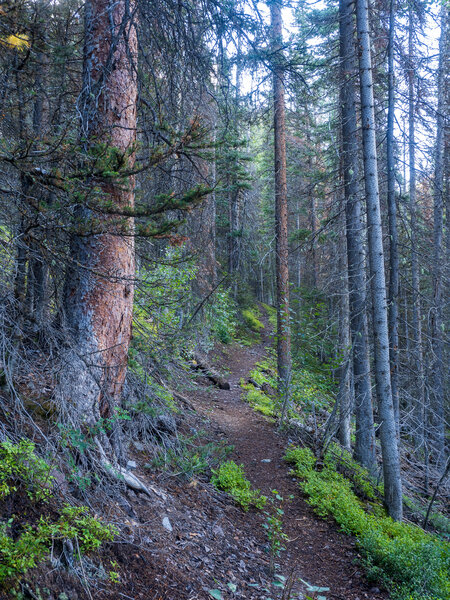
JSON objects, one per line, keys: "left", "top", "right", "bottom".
{"left": 423, "top": 457, "right": 449, "bottom": 529}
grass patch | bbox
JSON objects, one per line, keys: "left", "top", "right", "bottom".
{"left": 211, "top": 460, "right": 266, "bottom": 511}
{"left": 240, "top": 376, "right": 275, "bottom": 417}
{"left": 285, "top": 446, "right": 450, "bottom": 600}
{"left": 242, "top": 307, "right": 264, "bottom": 332}
{"left": 261, "top": 303, "right": 277, "bottom": 329}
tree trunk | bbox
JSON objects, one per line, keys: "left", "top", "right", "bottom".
{"left": 386, "top": 0, "right": 399, "bottom": 436}
{"left": 271, "top": 0, "right": 292, "bottom": 422}
{"left": 408, "top": 8, "right": 426, "bottom": 452}
{"left": 339, "top": 0, "right": 376, "bottom": 471}
{"left": 430, "top": 6, "right": 448, "bottom": 468}
{"left": 62, "top": 0, "right": 137, "bottom": 424}
{"left": 355, "top": 0, "right": 403, "bottom": 520}
{"left": 337, "top": 202, "right": 351, "bottom": 450}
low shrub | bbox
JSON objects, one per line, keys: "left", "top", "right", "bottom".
{"left": 0, "top": 440, "right": 117, "bottom": 587}
{"left": 211, "top": 460, "right": 266, "bottom": 511}
{"left": 285, "top": 445, "right": 449, "bottom": 600}
{"left": 0, "top": 440, "right": 54, "bottom": 502}
{"left": 241, "top": 382, "right": 275, "bottom": 416}
{"left": 242, "top": 308, "right": 264, "bottom": 332}
{"left": 208, "top": 288, "right": 238, "bottom": 344}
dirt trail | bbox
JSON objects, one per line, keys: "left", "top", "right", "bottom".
{"left": 191, "top": 312, "right": 389, "bottom": 600}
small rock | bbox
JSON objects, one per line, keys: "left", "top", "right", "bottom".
{"left": 127, "top": 460, "right": 137, "bottom": 471}
{"left": 162, "top": 517, "right": 173, "bottom": 532}
{"left": 261, "top": 459, "right": 271, "bottom": 463}
{"left": 213, "top": 524, "right": 224, "bottom": 537}
{"left": 370, "top": 588, "right": 380, "bottom": 594}
{"left": 133, "top": 440, "right": 146, "bottom": 451}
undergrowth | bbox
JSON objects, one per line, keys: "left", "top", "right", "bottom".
{"left": 148, "top": 431, "right": 233, "bottom": 479}
{"left": 0, "top": 440, "right": 116, "bottom": 587}
{"left": 211, "top": 460, "right": 266, "bottom": 511}
{"left": 285, "top": 446, "right": 450, "bottom": 600}
{"left": 240, "top": 381, "right": 275, "bottom": 416}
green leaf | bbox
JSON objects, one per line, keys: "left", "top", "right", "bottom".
{"left": 208, "top": 590, "right": 223, "bottom": 600}
{"left": 227, "top": 582, "right": 237, "bottom": 593}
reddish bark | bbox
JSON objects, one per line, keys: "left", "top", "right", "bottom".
{"left": 63, "top": 0, "right": 137, "bottom": 420}
{"left": 271, "top": 1, "right": 291, "bottom": 417}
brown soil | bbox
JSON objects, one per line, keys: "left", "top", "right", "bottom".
{"left": 188, "top": 315, "right": 389, "bottom": 600}
{"left": 9, "top": 312, "right": 390, "bottom": 600}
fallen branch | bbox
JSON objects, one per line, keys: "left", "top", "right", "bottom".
{"left": 191, "top": 354, "right": 230, "bottom": 390}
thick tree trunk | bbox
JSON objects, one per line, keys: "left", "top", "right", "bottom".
{"left": 386, "top": 0, "right": 399, "bottom": 435}
{"left": 62, "top": 0, "right": 137, "bottom": 423}
{"left": 339, "top": 0, "right": 376, "bottom": 471}
{"left": 271, "top": 1, "right": 292, "bottom": 422}
{"left": 355, "top": 0, "right": 402, "bottom": 520}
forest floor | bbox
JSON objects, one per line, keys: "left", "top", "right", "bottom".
{"left": 184, "top": 310, "right": 389, "bottom": 600}
{"left": 10, "top": 309, "right": 391, "bottom": 600}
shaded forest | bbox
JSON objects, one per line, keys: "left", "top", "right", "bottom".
{"left": 0, "top": 0, "right": 448, "bottom": 598}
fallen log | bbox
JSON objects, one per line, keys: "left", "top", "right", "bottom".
{"left": 191, "top": 354, "right": 230, "bottom": 390}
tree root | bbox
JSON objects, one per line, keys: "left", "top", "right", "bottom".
{"left": 95, "top": 440, "right": 166, "bottom": 500}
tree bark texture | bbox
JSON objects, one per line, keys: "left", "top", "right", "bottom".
{"left": 271, "top": 1, "right": 292, "bottom": 420}
{"left": 355, "top": 0, "right": 402, "bottom": 520}
{"left": 408, "top": 9, "right": 426, "bottom": 451}
{"left": 337, "top": 205, "right": 351, "bottom": 451}
{"left": 339, "top": 0, "right": 376, "bottom": 472}
{"left": 430, "top": 6, "right": 448, "bottom": 468}
{"left": 386, "top": 0, "right": 399, "bottom": 435}
{"left": 63, "top": 0, "right": 137, "bottom": 423}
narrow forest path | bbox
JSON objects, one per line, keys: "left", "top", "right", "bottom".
{"left": 190, "top": 309, "right": 389, "bottom": 600}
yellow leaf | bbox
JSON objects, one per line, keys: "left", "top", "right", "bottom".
{"left": 1, "top": 34, "right": 30, "bottom": 51}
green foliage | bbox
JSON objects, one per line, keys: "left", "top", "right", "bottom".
{"left": 241, "top": 382, "right": 275, "bottom": 417}
{"left": 291, "top": 367, "right": 334, "bottom": 414}
{"left": 402, "top": 497, "right": 450, "bottom": 536}
{"left": 285, "top": 446, "right": 450, "bottom": 600}
{"left": 284, "top": 446, "right": 316, "bottom": 478}
{"left": 261, "top": 303, "right": 277, "bottom": 329}
{"left": 262, "top": 490, "right": 290, "bottom": 573}
{"left": 242, "top": 307, "right": 264, "bottom": 332}
{"left": 0, "top": 508, "right": 116, "bottom": 584}
{"left": 133, "top": 246, "right": 197, "bottom": 359}
{"left": 129, "top": 379, "right": 177, "bottom": 417}
{"left": 206, "top": 288, "right": 237, "bottom": 344}
{"left": 0, "top": 440, "right": 53, "bottom": 502}
{"left": 0, "top": 441, "right": 116, "bottom": 586}
{"left": 240, "top": 359, "right": 277, "bottom": 417}
{"left": 148, "top": 432, "right": 233, "bottom": 479}
{"left": 321, "top": 442, "right": 380, "bottom": 500}
{"left": 291, "top": 286, "right": 338, "bottom": 378}
{"left": 211, "top": 461, "right": 266, "bottom": 511}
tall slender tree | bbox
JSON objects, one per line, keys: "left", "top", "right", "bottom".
{"left": 339, "top": 0, "right": 376, "bottom": 472}
{"left": 270, "top": 0, "right": 292, "bottom": 422}
{"left": 408, "top": 5, "right": 426, "bottom": 451}
{"left": 355, "top": 0, "right": 403, "bottom": 520}
{"left": 431, "top": 6, "right": 448, "bottom": 468}
{"left": 386, "top": 0, "right": 400, "bottom": 435}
